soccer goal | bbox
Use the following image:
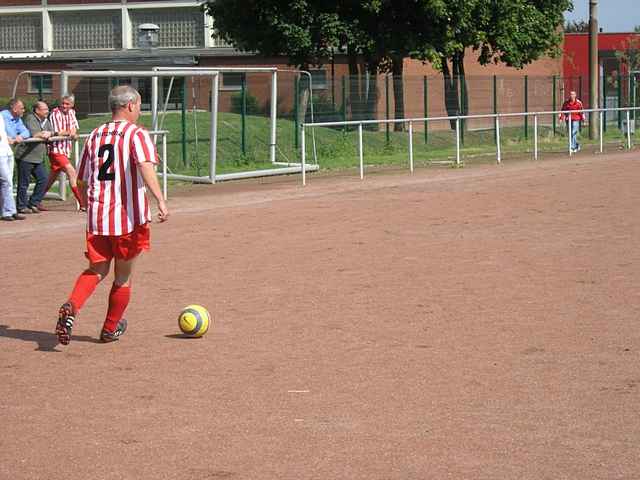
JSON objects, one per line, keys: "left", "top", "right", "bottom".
{"left": 59, "top": 67, "right": 318, "bottom": 186}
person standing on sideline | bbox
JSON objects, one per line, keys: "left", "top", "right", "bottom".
{"left": 45, "top": 94, "right": 83, "bottom": 208}
{"left": 560, "top": 90, "right": 586, "bottom": 153}
{"left": 14, "top": 101, "right": 53, "bottom": 214}
{"left": 55, "top": 85, "right": 169, "bottom": 345}
{"left": 0, "top": 99, "right": 30, "bottom": 221}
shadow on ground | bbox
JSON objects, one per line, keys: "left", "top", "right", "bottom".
{"left": 0, "top": 324, "right": 101, "bottom": 352}
{"left": 164, "top": 334, "right": 203, "bottom": 340}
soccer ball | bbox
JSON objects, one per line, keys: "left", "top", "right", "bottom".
{"left": 178, "top": 305, "right": 211, "bottom": 337}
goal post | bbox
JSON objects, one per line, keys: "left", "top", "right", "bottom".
{"left": 152, "top": 66, "right": 279, "bottom": 167}
{"left": 60, "top": 67, "right": 318, "bottom": 186}
{"left": 60, "top": 69, "right": 221, "bottom": 184}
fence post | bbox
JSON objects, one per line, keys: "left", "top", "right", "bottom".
{"left": 181, "top": 78, "right": 187, "bottom": 167}
{"left": 341, "top": 75, "right": 347, "bottom": 133}
{"left": 269, "top": 70, "right": 277, "bottom": 164}
{"left": 210, "top": 73, "right": 220, "bottom": 182}
{"left": 301, "top": 126, "right": 306, "bottom": 186}
{"left": 293, "top": 75, "right": 299, "bottom": 150}
{"left": 241, "top": 73, "right": 247, "bottom": 154}
{"left": 627, "top": 109, "right": 632, "bottom": 149}
{"left": 331, "top": 64, "right": 336, "bottom": 112}
{"left": 552, "top": 75, "right": 557, "bottom": 136}
{"left": 618, "top": 74, "right": 623, "bottom": 130}
{"left": 603, "top": 74, "right": 607, "bottom": 133}
{"left": 358, "top": 123, "right": 364, "bottom": 179}
{"left": 460, "top": 76, "right": 466, "bottom": 145}
{"left": 408, "top": 121, "right": 414, "bottom": 173}
{"left": 493, "top": 75, "right": 498, "bottom": 143}
{"left": 423, "top": 76, "right": 428, "bottom": 144}
{"left": 524, "top": 75, "right": 528, "bottom": 139}
{"left": 534, "top": 115, "right": 538, "bottom": 160}
{"left": 599, "top": 110, "right": 604, "bottom": 153}
{"left": 632, "top": 74, "right": 637, "bottom": 125}
{"left": 385, "top": 75, "right": 390, "bottom": 144}
{"left": 455, "top": 117, "right": 460, "bottom": 166}
{"left": 162, "top": 133, "right": 168, "bottom": 200}
{"left": 496, "top": 116, "right": 501, "bottom": 164}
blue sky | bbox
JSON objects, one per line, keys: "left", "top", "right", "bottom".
{"left": 565, "top": 0, "right": 639, "bottom": 32}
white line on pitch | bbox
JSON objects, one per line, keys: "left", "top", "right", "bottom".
{"left": 288, "top": 390, "right": 310, "bottom": 393}
{"left": 294, "top": 419, "right": 304, "bottom": 422}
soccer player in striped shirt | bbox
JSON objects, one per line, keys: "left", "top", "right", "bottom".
{"left": 55, "top": 85, "right": 169, "bottom": 345}
{"left": 44, "top": 94, "right": 84, "bottom": 209}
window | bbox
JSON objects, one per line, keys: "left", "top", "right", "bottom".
{"left": 29, "top": 74, "right": 53, "bottom": 94}
{"left": 220, "top": 72, "right": 244, "bottom": 91}
{"left": 309, "top": 69, "right": 328, "bottom": 90}
{"left": 0, "top": 14, "right": 42, "bottom": 52}
{"left": 51, "top": 10, "right": 121, "bottom": 50}
{"left": 130, "top": 8, "right": 204, "bottom": 49}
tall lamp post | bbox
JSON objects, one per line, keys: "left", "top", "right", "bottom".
{"left": 589, "top": 0, "right": 599, "bottom": 139}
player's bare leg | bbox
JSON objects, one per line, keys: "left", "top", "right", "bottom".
{"left": 56, "top": 261, "right": 110, "bottom": 345}
{"left": 101, "top": 257, "right": 137, "bottom": 342}
{"left": 62, "top": 163, "right": 84, "bottom": 210}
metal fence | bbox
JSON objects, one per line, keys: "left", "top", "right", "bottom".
{"left": 300, "top": 106, "right": 640, "bottom": 186}
{"left": 309, "top": 74, "right": 639, "bottom": 131}
{"left": 7, "top": 72, "right": 640, "bottom": 179}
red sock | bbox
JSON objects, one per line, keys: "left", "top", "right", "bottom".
{"left": 103, "top": 284, "right": 131, "bottom": 333}
{"left": 68, "top": 270, "right": 101, "bottom": 312}
{"left": 71, "top": 185, "right": 83, "bottom": 208}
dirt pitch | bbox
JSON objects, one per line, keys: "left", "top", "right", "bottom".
{"left": 1, "top": 152, "right": 639, "bottom": 480}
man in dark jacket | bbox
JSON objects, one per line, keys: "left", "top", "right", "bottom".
{"left": 15, "top": 101, "right": 53, "bottom": 213}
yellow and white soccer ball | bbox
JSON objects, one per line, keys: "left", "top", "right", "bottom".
{"left": 178, "top": 305, "right": 211, "bottom": 337}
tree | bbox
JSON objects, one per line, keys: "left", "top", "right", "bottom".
{"left": 564, "top": 20, "right": 589, "bottom": 33}
{"left": 204, "top": 0, "right": 571, "bottom": 130}
{"left": 336, "top": 0, "right": 441, "bottom": 129}
{"left": 408, "top": 0, "right": 572, "bottom": 125}
{"left": 203, "top": 0, "right": 350, "bottom": 128}
{"left": 203, "top": 0, "right": 344, "bottom": 69}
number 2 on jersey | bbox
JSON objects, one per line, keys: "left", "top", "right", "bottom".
{"left": 98, "top": 144, "right": 115, "bottom": 181}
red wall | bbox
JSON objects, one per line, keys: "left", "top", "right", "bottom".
{"left": 563, "top": 32, "right": 640, "bottom": 78}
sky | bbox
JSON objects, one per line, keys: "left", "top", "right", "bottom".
{"left": 565, "top": 0, "right": 640, "bottom": 32}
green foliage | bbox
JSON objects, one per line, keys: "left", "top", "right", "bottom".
{"left": 204, "top": 0, "right": 572, "bottom": 128}
{"left": 407, "top": 0, "right": 573, "bottom": 69}
{"left": 203, "top": 0, "right": 572, "bottom": 72}
{"left": 0, "top": 96, "right": 42, "bottom": 113}
{"left": 615, "top": 35, "right": 640, "bottom": 72}
{"left": 202, "top": 0, "right": 346, "bottom": 68}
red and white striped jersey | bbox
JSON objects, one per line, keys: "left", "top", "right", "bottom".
{"left": 78, "top": 120, "right": 158, "bottom": 236}
{"left": 49, "top": 107, "right": 79, "bottom": 156}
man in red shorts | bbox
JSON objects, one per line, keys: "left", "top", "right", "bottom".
{"left": 44, "top": 94, "right": 84, "bottom": 209}
{"left": 55, "top": 85, "right": 169, "bottom": 345}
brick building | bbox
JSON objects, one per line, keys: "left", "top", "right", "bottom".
{"left": 0, "top": 0, "right": 563, "bottom": 120}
